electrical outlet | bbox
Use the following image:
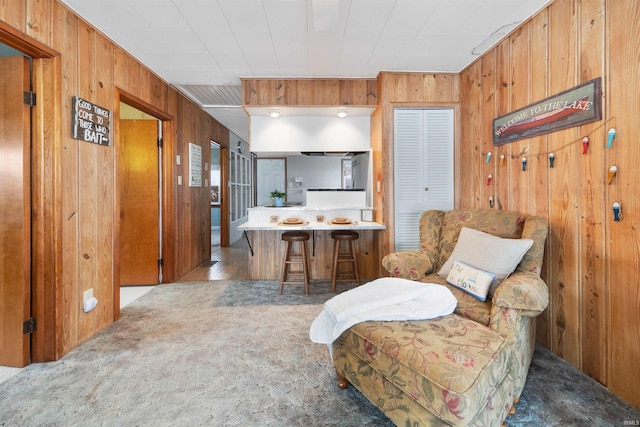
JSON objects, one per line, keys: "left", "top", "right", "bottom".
{"left": 83, "top": 288, "right": 93, "bottom": 304}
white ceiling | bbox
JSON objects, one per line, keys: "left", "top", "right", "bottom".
{"left": 60, "top": 0, "right": 551, "bottom": 142}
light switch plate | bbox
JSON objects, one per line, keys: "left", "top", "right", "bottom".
{"left": 83, "top": 288, "right": 93, "bottom": 303}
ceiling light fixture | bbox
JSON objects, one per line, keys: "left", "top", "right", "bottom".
{"left": 269, "top": 110, "right": 280, "bottom": 118}
{"left": 337, "top": 110, "right": 348, "bottom": 118}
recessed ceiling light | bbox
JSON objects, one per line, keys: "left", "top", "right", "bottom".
{"left": 337, "top": 110, "right": 348, "bottom": 118}
{"left": 269, "top": 110, "right": 280, "bottom": 118}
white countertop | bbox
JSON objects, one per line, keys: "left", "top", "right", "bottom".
{"left": 238, "top": 220, "right": 385, "bottom": 231}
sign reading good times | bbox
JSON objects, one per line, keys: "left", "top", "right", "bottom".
{"left": 72, "top": 96, "right": 111, "bottom": 146}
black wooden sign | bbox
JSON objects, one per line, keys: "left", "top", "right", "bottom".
{"left": 72, "top": 96, "right": 111, "bottom": 146}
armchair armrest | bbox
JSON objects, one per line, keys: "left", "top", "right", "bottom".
{"left": 382, "top": 251, "right": 435, "bottom": 281}
{"left": 492, "top": 271, "right": 549, "bottom": 316}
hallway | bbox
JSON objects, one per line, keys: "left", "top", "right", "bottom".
{"left": 179, "top": 238, "right": 250, "bottom": 282}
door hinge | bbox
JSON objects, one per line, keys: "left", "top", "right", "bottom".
{"left": 23, "top": 91, "right": 36, "bottom": 107}
{"left": 157, "top": 137, "right": 163, "bottom": 148}
{"left": 158, "top": 257, "right": 164, "bottom": 267}
{"left": 23, "top": 317, "right": 37, "bottom": 334}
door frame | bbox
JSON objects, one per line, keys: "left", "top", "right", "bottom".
{"left": 114, "top": 90, "right": 174, "bottom": 318}
{"left": 1, "top": 21, "right": 59, "bottom": 362}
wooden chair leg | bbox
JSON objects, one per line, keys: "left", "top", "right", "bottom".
{"left": 331, "top": 239, "right": 340, "bottom": 292}
{"left": 279, "top": 240, "right": 290, "bottom": 294}
{"left": 335, "top": 369, "right": 349, "bottom": 390}
{"left": 350, "top": 240, "right": 360, "bottom": 286}
{"left": 301, "top": 241, "right": 309, "bottom": 295}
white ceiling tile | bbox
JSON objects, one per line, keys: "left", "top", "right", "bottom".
{"left": 218, "top": 0, "right": 270, "bottom": 33}
{"left": 264, "top": 0, "right": 308, "bottom": 33}
{"left": 345, "top": 0, "right": 394, "bottom": 33}
{"left": 271, "top": 32, "right": 307, "bottom": 56}
{"left": 127, "top": 0, "right": 191, "bottom": 31}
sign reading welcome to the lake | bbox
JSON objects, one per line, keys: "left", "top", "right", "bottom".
{"left": 493, "top": 77, "right": 602, "bottom": 146}
{"left": 72, "top": 96, "right": 111, "bottom": 146}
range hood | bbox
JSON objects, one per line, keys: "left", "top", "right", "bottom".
{"left": 301, "top": 151, "right": 367, "bottom": 156}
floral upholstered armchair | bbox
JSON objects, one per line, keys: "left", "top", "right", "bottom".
{"left": 331, "top": 209, "right": 549, "bottom": 426}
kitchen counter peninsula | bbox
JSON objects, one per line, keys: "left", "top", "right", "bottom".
{"left": 238, "top": 206, "right": 385, "bottom": 281}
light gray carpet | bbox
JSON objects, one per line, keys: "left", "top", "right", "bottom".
{"left": 0, "top": 280, "right": 638, "bottom": 427}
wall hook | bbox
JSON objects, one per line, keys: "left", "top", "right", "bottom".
{"left": 500, "top": 154, "right": 505, "bottom": 167}
{"left": 582, "top": 136, "right": 589, "bottom": 154}
{"left": 485, "top": 151, "right": 492, "bottom": 163}
{"left": 549, "top": 152, "right": 555, "bottom": 168}
{"left": 607, "top": 128, "right": 616, "bottom": 148}
{"left": 489, "top": 196, "right": 494, "bottom": 208}
{"left": 607, "top": 165, "right": 618, "bottom": 184}
{"left": 613, "top": 201, "right": 621, "bottom": 221}
{"left": 521, "top": 157, "right": 527, "bottom": 171}
{"left": 486, "top": 174, "right": 492, "bottom": 186}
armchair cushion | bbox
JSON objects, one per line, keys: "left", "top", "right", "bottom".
{"left": 437, "top": 227, "right": 533, "bottom": 297}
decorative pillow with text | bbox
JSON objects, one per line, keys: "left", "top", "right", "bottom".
{"left": 446, "top": 260, "right": 495, "bottom": 301}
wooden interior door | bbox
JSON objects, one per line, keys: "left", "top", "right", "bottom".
{"left": 256, "top": 158, "right": 286, "bottom": 206}
{"left": 119, "top": 119, "right": 159, "bottom": 285}
{"left": 0, "top": 56, "right": 31, "bottom": 367}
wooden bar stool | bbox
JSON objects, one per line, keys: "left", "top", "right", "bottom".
{"left": 279, "top": 231, "right": 310, "bottom": 295}
{"left": 331, "top": 230, "right": 360, "bottom": 292}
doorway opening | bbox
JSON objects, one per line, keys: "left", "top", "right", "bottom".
{"left": 210, "top": 141, "right": 221, "bottom": 248}
{"left": 118, "top": 103, "right": 162, "bottom": 287}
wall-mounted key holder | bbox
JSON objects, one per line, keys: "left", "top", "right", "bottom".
{"left": 607, "top": 128, "right": 616, "bottom": 148}
{"left": 607, "top": 165, "right": 617, "bottom": 185}
{"left": 613, "top": 201, "right": 621, "bottom": 221}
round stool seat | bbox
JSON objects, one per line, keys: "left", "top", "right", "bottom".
{"left": 331, "top": 230, "right": 359, "bottom": 240}
{"left": 282, "top": 231, "right": 310, "bottom": 242}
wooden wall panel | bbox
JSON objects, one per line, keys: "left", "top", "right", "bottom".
{"left": 548, "top": 0, "right": 581, "bottom": 369}
{"left": 493, "top": 40, "right": 511, "bottom": 212}
{"left": 242, "top": 78, "right": 378, "bottom": 107}
{"left": 52, "top": 2, "right": 79, "bottom": 354}
{"left": 577, "top": 0, "right": 607, "bottom": 384}
{"left": 26, "top": 0, "right": 53, "bottom": 46}
{"left": 0, "top": 0, "right": 26, "bottom": 31}
{"left": 530, "top": 9, "right": 552, "bottom": 347}
{"left": 77, "top": 20, "right": 99, "bottom": 341}
{"left": 606, "top": 0, "right": 640, "bottom": 408}
{"left": 459, "top": 0, "right": 639, "bottom": 407}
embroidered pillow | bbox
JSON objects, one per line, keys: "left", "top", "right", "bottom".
{"left": 446, "top": 260, "right": 495, "bottom": 301}
{"left": 438, "top": 227, "right": 533, "bottom": 297}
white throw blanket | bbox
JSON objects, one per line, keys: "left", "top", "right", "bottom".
{"left": 309, "top": 277, "right": 457, "bottom": 354}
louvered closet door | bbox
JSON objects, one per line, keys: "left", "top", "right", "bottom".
{"left": 394, "top": 109, "right": 454, "bottom": 251}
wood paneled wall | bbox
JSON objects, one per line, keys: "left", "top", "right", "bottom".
{"left": 242, "top": 78, "right": 378, "bottom": 107}
{"left": 458, "top": 0, "right": 639, "bottom": 408}
{"left": 1, "top": 0, "right": 228, "bottom": 360}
